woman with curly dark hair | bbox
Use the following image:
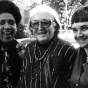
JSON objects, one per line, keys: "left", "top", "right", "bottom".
{"left": 0, "top": 0, "right": 23, "bottom": 88}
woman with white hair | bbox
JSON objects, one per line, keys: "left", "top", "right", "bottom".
{"left": 18, "top": 5, "right": 77, "bottom": 88}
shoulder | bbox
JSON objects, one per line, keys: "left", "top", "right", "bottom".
{"left": 24, "top": 41, "right": 36, "bottom": 54}
{"left": 27, "top": 41, "right": 36, "bottom": 47}
{"left": 57, "top": 37, "right": 76, "bottom": 51}
{"left": 26, "top": 41, "right": 36, "bottom": 49}
{"left": 56, "top": 38, "right": 77, "bottom": 61}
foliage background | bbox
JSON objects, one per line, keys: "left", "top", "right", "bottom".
{"left": 12, "top": 0, "right": 88, "bottom": 38}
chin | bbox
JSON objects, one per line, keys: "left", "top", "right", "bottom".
{"left": 38, "top": 39, "right": 49, "bottom": 44}
{"left": 3, "top": 38, "right": 13, "bottom": 43}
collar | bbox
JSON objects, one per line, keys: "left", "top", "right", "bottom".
{"left": 0, "top": 39, "right": 18, "bottom": 49}
{"left": 37, "top": 36, "right": 56, "bottom": 50}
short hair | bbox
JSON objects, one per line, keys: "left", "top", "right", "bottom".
{"left": 27, "top": 5, "right": 61, "bottom": 36}
{"left": 0, "top": 0, "right": 21, "bottom": 26}
{"left": 71, "top": 5, "right": 88, "bottom": 24}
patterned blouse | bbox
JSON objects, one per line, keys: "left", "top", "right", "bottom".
{"left": 0, "top": 40, "right": 22, "bottom": 88}
{"left": 18, "top": 37, "right": 77, "bottom": 88}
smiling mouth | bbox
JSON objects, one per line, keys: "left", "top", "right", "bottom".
{"left": 77, "top": 38, "right": 88, "bottom": 43}
{"left": 77, "top": 37, "right": 88, "bottom": 40}
{"left": 38, "top": 32, "right": 47, "bottom": 35}
{"left": 3, "top": 32, "right": 12, "bottom": 37}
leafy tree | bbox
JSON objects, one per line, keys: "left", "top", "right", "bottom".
{"left": 43, "top": 0, "right": 65, "bottom": 14}
{"left": 28, "top": 1, "right": 38, "bottom": 9}
{"left": 42, "top": 0, "right": 66, "bottom": 28}
{"left": 67, "top": 0, "right": 88, "bottom": 16}
{"left": 67, "top": 0, "right": 83, "bottom": 27}
{"left": 81, "top": 0, "right": 88, "bottom": 4}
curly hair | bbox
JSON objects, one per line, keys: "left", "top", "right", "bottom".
{"left": 0, "top": 0, "right": 21, "bottom": 26}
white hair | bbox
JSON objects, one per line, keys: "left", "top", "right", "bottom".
{"left": 27, "top": 5, "right": 61, "bottom": 36}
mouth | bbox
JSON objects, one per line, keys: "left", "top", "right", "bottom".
{"left": 76, "top": 37, "right": 88, "bottom": 42}
{"left": 38, "top": 31, "right": 47, "bottom": 35}
{"left": 2, "top": 32, "right": 12, "bottom": 38}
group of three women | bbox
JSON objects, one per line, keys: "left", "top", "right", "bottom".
{"left": 0, "top": 0, "right": 88, "bottom": 88}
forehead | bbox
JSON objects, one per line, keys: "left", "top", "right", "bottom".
{"left": 0, "top": 13, "right": 15, "bottom": 20}
{"left": 30, "top": 12, "right": 54, "bottom": 21}
{"left": 72, "top": 22, "right": 88, "bottom": 28}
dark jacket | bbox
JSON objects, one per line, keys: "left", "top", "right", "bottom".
{"left": 0, "top": 40, "right": 22, "bottom": 88}
{"left": 18, "top": 37, "right": 77, "bottom": 88}
{"left": 70, "top": 48, "right": 88, "bottom": 88}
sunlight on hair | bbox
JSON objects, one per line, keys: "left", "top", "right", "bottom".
{"left": 27, "top": 4, "right": 61, "bottom": 36}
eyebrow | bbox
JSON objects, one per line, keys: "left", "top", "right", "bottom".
{"left": 80, "top": 25, "right": 88, "bottom": 28}
{"left": 71, "top": 26, "right": 75, "bottom": 29}
{"left": 71, "top": 27, "right": 77, "bottom": 30}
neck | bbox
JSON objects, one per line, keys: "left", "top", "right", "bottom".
{"left": 84, "top": 48, "right": 88, "bottom": 62}
{"left": 84, "top": 48, "right": 88, "bottom": 56}
{"left": 0, "top": 39, "right": 16, "bottom": 48}
{"left": 37, "top": 36, "right": 55, "bottom": 50}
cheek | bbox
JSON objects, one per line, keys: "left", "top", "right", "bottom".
{"left": 73, "top": 33, "right": 76, "bottom": 38}
{"left": 83, "top": 31, "right": 88, "bottom": 36}
{"left": 14, "top": 25, "right": 17, "bottom": 31}
{"left": 73, "top": 31, "right": 77, "bottom": 37}
{"left": 11, "top": 26, "right": 17, "bottom": 35}
{"left": 30, "top": 28, "right": 37, "bottom": 34}
{"left": 13, "top": 27, "right": 16, "bottom": 31}
{"left": 49, "top": 27, "right": 55, "bottom": 35}
{"left": 72, "top": 32, "right": 77, "bottom": 40}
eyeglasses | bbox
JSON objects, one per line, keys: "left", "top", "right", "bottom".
{"left": 30, "top": 20, "right": 53, "bottom": 29}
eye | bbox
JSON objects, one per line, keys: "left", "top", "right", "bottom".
{"left": 30, "top": 21, "right": 39, "bottom": 29}
{"left": 81, "top": 27, "right": 88, "bottom": 31}
{"left": 72, "top": 28, "right": 77, "bottom": 33}
{"left": 8, "top": 19, "right": 15, "bottom": 25}
{"left": 0, "top": 20, "right": 5, "bottom": 25}
{"left": 42, "top": 20, "right": 51, "bottom": 27}
{"left": 33, "top": 22, "right": 39, "bottom": 26}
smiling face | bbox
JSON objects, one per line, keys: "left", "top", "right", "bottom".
{"left": 72, "top": 22, "right": 88, "bottom": 48}
{"left": 0, "top": 13, "right": 17, "bottom": 43}
{"left": 30, "top": 12, "right": 56, "bottom": 44}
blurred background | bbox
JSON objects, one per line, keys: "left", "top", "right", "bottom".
{"left": 5, "top": 0, "right": 88, "bottom": 48}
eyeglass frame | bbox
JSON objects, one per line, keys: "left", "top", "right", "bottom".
{"left": 29, "top": 19, "right": 55, "bottom": 29}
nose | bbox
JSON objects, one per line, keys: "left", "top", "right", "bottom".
{"left": 77, "top": 30, "right": 83, "bottom": 38}
{"left": 38, "top": 22, "right": 43, "bottom": 30}
{"left": 4, "top": 22, "right": 10, "bottom": 29}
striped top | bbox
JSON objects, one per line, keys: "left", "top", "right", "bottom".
{"left": 18, "top": 37, "right": 77, "bottom": 88}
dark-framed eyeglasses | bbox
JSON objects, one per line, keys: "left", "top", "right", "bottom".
{"left": 30, "top": 19, "right": 53, "bottom": 29}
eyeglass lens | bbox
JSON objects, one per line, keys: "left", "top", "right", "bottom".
{"left": 30, "top": 20, "right": 51, "bottom": 29}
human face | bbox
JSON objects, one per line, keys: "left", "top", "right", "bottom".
{"left": 30, "top": 12, "right": 56, "bottom": 44}
{"left": 0, "top": 13, "right": 17, "bottom": 43}
{"left": 72, "top": 22, "right": 88, "bottom": 48}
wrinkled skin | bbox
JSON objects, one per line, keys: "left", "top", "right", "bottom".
{"left": 30, "top": 12, "right": 56, "bottom": 44}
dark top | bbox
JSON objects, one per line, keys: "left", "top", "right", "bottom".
{"left": 0, "top": 40, "right": 22, "bottom": 88}
{"left": 18, "top": 37, "right": 77, "bottom": 88}
{"left": 70, "top": 48, "right": 88, "bottom": 88}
